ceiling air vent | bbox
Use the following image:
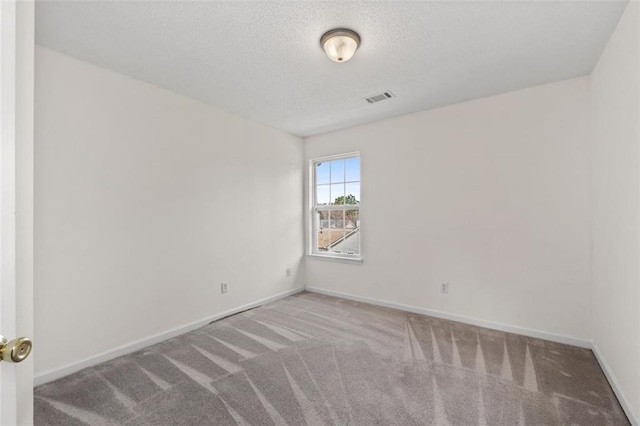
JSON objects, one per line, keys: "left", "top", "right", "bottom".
{"left": 365, "top": 91, "right": 395, "bottom": 104}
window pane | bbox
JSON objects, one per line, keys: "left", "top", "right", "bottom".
{"left": 330, "top": 159, "right": 345, "bottom": 183}
{"left": 345, "top": 182, "right": 360, "bottom": 204}
{"left": 330, "top": 183, "right": 345, "bottom": 205}
{"left": 316, "top": 184, "right": 330, "bottom": 206}
{"left": 342, "top": 229, "right": 360, "bottom": 255}
{"left": 327, "top": 231, "right": 346, "bottom": 254}
{"left": 345, "top": 157, "right": 360, "bottom": 182}
{"left": 316, "top": 161, "right": 330, "bottom": 185}
{"left": 317, "top": 229, "right": 330, "bottom": 251}
{"left": 330, "top": 210, "right": 345, "bottom": 230}
{"left": 316, "top": 209, "right": 330, "bottom": 252}
{"left": 317, "top": 210, "right": 330, "bottom": 231}
{"left": 329, "top": 229, "right": 360, "bottom": 255}
{"left": 345, "top": 209, "right": 359, "bottom": 230}
{"left": 336, "top": 209, "right": 359, "bottom": 254}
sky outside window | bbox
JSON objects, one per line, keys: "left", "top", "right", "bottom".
{"left": 316, "top": 157, "right": 360, "bottom": 203}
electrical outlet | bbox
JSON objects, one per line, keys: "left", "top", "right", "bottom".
{"left": 221, "top": 282, "right": 229, "bottom": 294}
{"left": 441, "top": 283, "right": 449, "bottom": 294}
{"left": 286, "top": 268, "right": 291, "bottom": 277}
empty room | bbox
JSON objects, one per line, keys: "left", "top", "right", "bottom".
{"left": 0, "top": 0, "right": 638, "bottom": 425}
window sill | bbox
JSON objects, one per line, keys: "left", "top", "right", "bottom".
{"left": 306, "top": 254, "right": 363, "bottom": 264}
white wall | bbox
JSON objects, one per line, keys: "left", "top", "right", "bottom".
{"left": 590, "top": 1, "right": 639, "bottom": 422}
{"left": 34, "top": 47, "right": 304, "bottom": 374}
{"left": 304, "top": 76, "right": 592, "bottom": 343}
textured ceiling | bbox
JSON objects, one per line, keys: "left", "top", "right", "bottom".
{"left": 36, "top": 1, "right": 627, "bottom": 137}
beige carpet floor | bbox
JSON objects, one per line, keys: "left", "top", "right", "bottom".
{"left": 35, "top": 291, "right": 630, "bottom": 425}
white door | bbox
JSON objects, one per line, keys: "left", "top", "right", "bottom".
{"left": 0, "top": 1, "right": 34, "bottom": 425}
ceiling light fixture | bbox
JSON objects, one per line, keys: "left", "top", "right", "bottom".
{"left": 320, "top": 28, "right": 360, "bottom": 63}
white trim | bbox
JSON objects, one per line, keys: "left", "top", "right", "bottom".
{"left": 0, "top": 1, "right": 19, "bottom": 423}
{"left": 592, "top": 343, "right": 638, "bottom": 426}
{"left": 315, "top": 205, "right": 361, "bottom": 211}
{"left": 310, "top": 151, "right": 360, "bottom": 163}
{"left": 304, "top": 286, "right": 592, "bottom": 349}
{"left": 306, "top": 254, "right": 363, "bottom": 264}
{"left": 310, "top": 152, "right": 361, "bottom": 258}
{"left": 33, "top": 287, "right": 304, "bottom": 387}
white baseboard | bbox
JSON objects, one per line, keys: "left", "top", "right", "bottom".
{"left": 34, "top": 287, "right": 304, "bottom": 387}
{"left": 304, "top": 286, "right": 592, "bottom": 349}
{"left": 592, "top": 343, "right": 638, "bottom": 426}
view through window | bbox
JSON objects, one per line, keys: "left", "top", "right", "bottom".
{"left": 313, "top": 154, "right": 360, "bottom": 257}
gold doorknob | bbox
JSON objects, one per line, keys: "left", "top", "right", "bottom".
{"left": 0, "top": 335, "right": 32, "bottom": 363}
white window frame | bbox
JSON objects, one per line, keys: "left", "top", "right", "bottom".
{"left": 309, "top": 152, "right": 361, "bottom": 261}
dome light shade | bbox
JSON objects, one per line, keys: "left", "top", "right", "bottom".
{"left": 321, "top": 29, "right": 360, "bottom": 63}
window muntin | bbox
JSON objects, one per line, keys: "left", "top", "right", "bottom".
{"left": 312, "top": 154, "right": 360, "bottom": 258}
